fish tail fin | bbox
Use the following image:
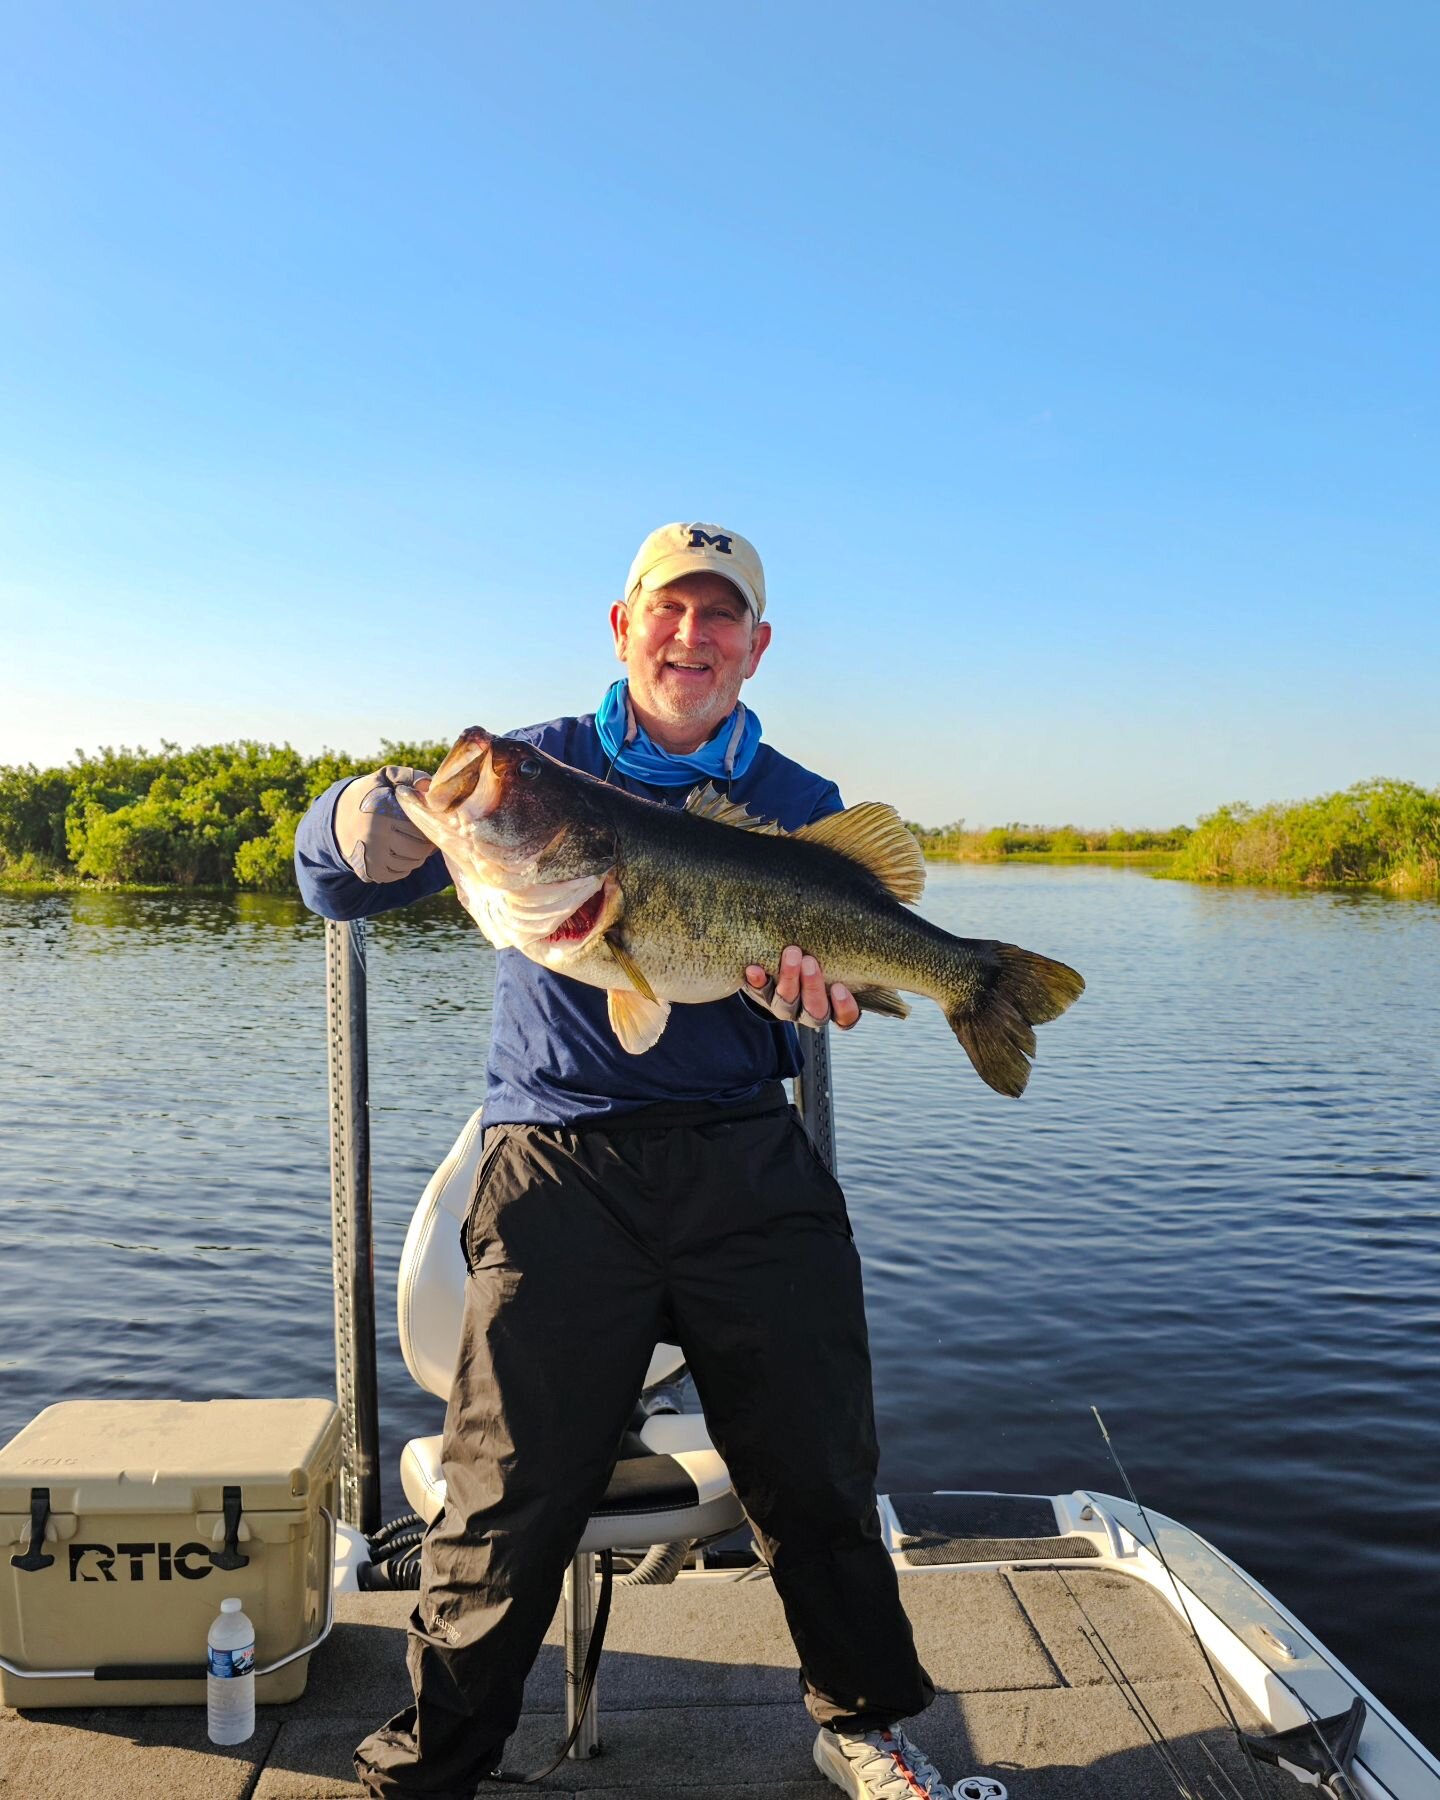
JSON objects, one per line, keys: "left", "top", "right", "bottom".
{"left": 945, "top": 944, "right": 1084, "bottom": 1097}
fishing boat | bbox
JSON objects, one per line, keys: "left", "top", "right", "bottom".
{"left": 341, "top": 1063, "right": 1440, "bottom": 1800}
{"left": 3, "top": 919, "right": 1436, "bottom": 1800}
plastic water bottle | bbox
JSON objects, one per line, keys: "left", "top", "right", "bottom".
{"left": 207, "top": 1596, "right": 256, "bottom": 1744}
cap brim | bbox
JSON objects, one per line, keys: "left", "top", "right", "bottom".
{"left": 633, "top": 551, "right": 761, "bottom": 616}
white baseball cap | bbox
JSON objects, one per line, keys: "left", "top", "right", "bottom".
{"left": 623, "top": 521, "right": 766, "bottom": 618}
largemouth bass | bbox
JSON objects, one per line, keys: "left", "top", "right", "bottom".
{"left": 394, "top": 728, "right": 1084, "bottom": 1096}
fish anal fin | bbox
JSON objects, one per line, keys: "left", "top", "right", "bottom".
{"left": 606, "top": 932, "right": 657, "bottom": 1001}
{"left": 848, "top": 984, "right": 911, "bottom": 1020}
{"left": 607, "top": 986, "right": 672, "bottom": 1054}
{"left": 793, "top": 803, "right": 926, "bottom": 903}
{"left": 684, "top": 783, "right": 783, "bottom": 833}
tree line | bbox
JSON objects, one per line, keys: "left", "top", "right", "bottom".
{"left": 0, "top": 740, "right": 448, "bottom": 891}
{"left": 906, "top": 779, "right": 1438, "bottom": 893}
{"left": 906, "top": 821, "right": 1192, "bottom": 857}
{"left": 1, "top": 746, "right": 1435, "bottom": 897}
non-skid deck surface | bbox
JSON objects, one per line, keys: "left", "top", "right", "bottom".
{"left": 1, "top": 1569, "right": 1289, "bottom": 1800}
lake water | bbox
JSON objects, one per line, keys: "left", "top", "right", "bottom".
{"left": 2, "top": 867, "right": 1437, "bottom": 1747}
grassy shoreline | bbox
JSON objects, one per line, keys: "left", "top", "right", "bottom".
{"left": 921, "top": 847, "right": 1175, "bottom": 866}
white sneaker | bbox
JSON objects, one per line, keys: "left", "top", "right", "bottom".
{"left": 814, "top": 1726, "right": 956, "bottom": 1799}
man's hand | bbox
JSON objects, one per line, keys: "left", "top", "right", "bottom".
{"left": 334, "top": 766, "right": 435, "bottom": 883}
{"left": 743, "top": 945, "right": 860, "bottom": 1030}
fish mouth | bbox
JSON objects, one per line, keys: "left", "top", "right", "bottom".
{"left": 425, "top": 727, "right": 496, "bottom": 816}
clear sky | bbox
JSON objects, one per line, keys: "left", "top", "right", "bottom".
{"left": 2, "top": 1, "right": 1435, "bottom": 828}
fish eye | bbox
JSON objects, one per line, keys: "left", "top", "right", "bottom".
{"left": 517, "top": 756, "right": 542, "bottom": 779}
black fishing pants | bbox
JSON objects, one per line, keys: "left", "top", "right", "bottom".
{"left": 355, "top": 1085, "right": 933, "bottom": 1798}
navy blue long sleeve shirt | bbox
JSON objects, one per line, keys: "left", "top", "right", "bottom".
{"left": 294, "top": 713, "right": 843, "bottom": 1124}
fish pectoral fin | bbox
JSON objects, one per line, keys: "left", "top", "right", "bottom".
{"left": 793, "top": 803, "right": 926, "bottom": 903}
{"left": 605, "top": 932, "right": 657, "bottom": 1001}
{"left": 847, "top": 984, "right": 911, "bottom": 1019}
{"left": 683, "top": 783, "right": 784, "bottom": 833}
{"left": 607, "top": 986, "right": 672, "bottom": 1054}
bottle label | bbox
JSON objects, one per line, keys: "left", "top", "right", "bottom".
{"left": 208, "top": 1644, "right": 256, "bottom": 1678}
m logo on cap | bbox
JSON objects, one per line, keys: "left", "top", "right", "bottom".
{"left": 688, "top": 528, "right": 733, "bottom": 555}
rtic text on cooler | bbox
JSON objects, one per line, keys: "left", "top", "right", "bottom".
{"left": 68, "top": 1541, "right": 216, "bottom": 1581}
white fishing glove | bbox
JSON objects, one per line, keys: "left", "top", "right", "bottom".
{"left": 742, "top": 949, "right": 858, "bottom": 1030}
{"left": 334, "top": 766, "right": 435, "bottom": 884}
{"left": 743, "top": 973, "right": 824, "bottom": 1027}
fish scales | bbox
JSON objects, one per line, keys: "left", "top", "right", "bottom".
{"left": 395, "top": 728, "right": 1084, "bottom": 1097}
{"left": 596, "top": 796, "right": 982, "bottom": 1007}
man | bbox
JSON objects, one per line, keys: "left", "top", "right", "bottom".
{"left": 295, "top": 523, "right": 957, "bottom": 1799}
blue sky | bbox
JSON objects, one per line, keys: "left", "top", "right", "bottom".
{"left": 2, "top": 1, "right": 1435, "bottom": 827}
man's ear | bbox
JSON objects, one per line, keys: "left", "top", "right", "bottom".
{"left": 744, "top": 619, "right": 773, "bottom": 679}
{"left": 610, "top": 599, "right": 631, "bottom": 662}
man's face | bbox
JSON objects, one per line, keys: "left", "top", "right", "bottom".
{"left": 610, "top": 572, "right": 772, "bottom": 744}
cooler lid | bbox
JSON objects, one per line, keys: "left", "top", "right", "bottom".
{"left": 0, "top": 1398, "right": 341, "bottom": 1516}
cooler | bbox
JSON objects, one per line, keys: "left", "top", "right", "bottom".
{"left": 0, "top": 1397, "right": 340, "bottom": 1708}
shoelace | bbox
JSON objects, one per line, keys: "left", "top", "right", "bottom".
{"left": 833, "top": 1727, "right": 953, "bottom": 1800}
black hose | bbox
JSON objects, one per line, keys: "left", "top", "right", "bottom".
{"left": 372, "top": 1529, "right": 426, "bottom": 1556}
{"left": 358, "top": 1551, "right": 424, "bottom": 1591}
{"left": 366, "top": 1512, "right": 425, "bottom": 1553}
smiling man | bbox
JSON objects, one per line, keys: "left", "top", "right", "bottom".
{"left": 294, "top": 523, "right": 956, "bottom": 1800}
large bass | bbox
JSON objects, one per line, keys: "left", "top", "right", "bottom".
{"left": 395, "top": 728, "right": 1084, "bottom": 1096}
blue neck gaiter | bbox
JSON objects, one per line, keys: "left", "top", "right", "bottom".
{"left": 594, "top": 679, "right": 763, "bottom": 787}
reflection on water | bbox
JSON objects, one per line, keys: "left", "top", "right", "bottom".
{"left": 1, "top": 871, "right": 1436, "bottom": 1746}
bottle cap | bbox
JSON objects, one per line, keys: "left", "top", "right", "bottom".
{"left": 221, "top": 1597, "right": 242, "bottom": 1613}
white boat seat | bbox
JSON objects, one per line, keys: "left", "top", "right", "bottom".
{"left": 397, "top": 1106, "right": 687, "bottom": 1399}
{"left": 397, "top": 1107, "right": 743, "bottom": 1549}
{"left": 400, "top": 1412, "right": 742, "bottom": 1551}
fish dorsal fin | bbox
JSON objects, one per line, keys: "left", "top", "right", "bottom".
{"left": 793, "top": 803, "right": 926, "bottom": 903}
{"left": 607, "top": 986, "right": 671, "bottom": 1054}
{"left": 683, "top": 783, "right": 784, "bottom": 834}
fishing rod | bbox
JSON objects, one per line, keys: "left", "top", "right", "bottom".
{"left": 1079, "top": 1621, "right": 1204, "bottom": 1798}
{"left": 1091, "top": 1409, "right": 1368, "bottom": 1799}
{"left": 1058, "top": 1568, "right": 1245, "bottom": 1800}
{"left": 1091, "top": 1406, "right": 1270, "bottom": 1800}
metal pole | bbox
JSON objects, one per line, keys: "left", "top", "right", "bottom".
{"left": 563, "top": 1552, "right": 600, "bottom": 1758}
{"left": 794, "top": 1024, "right": 837, "bottom": 1175}
{"left": 325, "top": 917, "right": 382, "bottom": 1535}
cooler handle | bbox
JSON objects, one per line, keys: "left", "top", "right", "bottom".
{"left": 0, "top": 1508, "right": 338, "bottom": 1683}
{"left": 10, "top": 1488, "right": 55, "bottom": 1573}
{"left": 208, "top": 1484, "right": 250, "bottom": 1571}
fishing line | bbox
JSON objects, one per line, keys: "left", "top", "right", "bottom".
{"left": 1091, "top": 1407, "right": 1270, "bottom": 1800}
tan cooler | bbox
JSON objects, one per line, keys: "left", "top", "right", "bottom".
{"left": 0, "top": 1397, "right": 340, "bottom": 1708}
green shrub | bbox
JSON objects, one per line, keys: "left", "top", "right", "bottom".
{"left": 1169, "top": 779, "right": 1440, "bottom": 892}
{"left": 234, "top": 813, "right": 302, "bottom": 890}
{"left": 0, "top": 738, "right": 452, "bottom": 890}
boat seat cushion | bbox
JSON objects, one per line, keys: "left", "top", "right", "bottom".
{"left": 400, "top": 1413, "right": 743, "bottom": 1552}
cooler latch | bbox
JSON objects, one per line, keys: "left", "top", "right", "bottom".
{"left": 208, "top": 1485, "right": 251, "bottom": 1571}
{"left": 11, "top": 1487, "right": 56, "bottom": 1573}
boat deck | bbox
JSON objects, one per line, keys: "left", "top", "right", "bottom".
{"left": 2, "top": 1566, "right": 1289, "bottom": 1799}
